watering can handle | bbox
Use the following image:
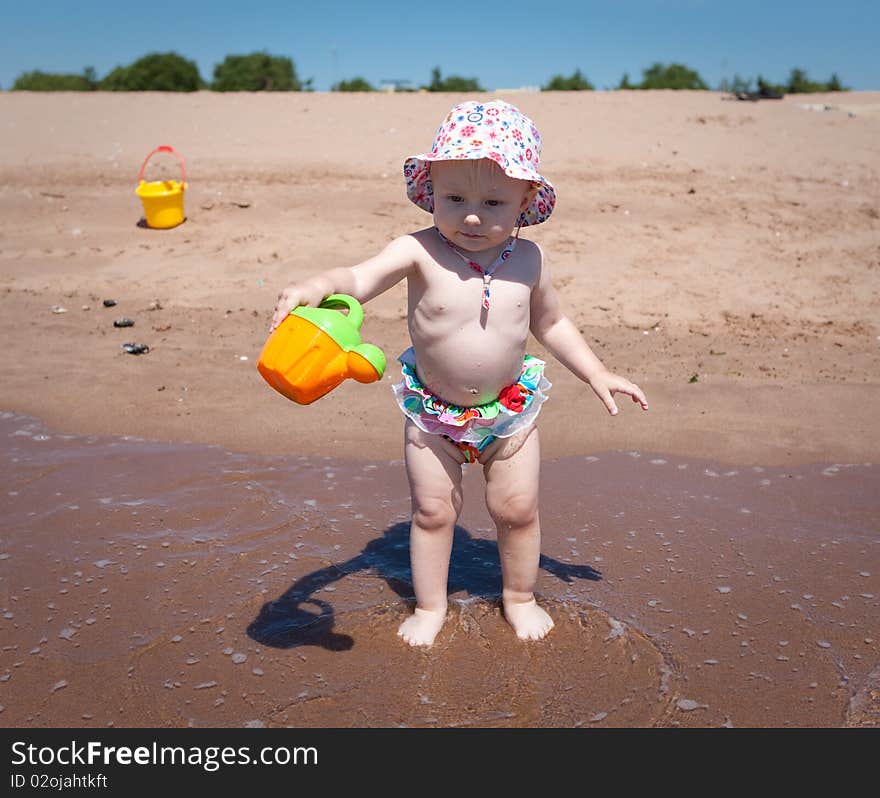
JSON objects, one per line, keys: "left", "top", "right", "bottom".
{"left": 137, "top": 145, "right": 187, "bottom": 184}
{"left": 319, "top": 294, "right": 364, "bottom": 331}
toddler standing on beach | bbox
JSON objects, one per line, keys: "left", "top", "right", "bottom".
{"left": 270, "top": 100, "right": 648, "bottom": 646}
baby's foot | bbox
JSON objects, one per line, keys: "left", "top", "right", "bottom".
{"left": 397, "top": 606, "right": 447, "bottom": 647}
{"left": 503, "top": 597, "right": 554, "bottom": 641}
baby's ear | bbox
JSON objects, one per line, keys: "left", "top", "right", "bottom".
{"left": 520, "top": 181, "right": 539, "bottom": 211}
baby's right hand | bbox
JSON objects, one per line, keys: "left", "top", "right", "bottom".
{"left": 270, "top": 283, "right": 328, "bottom": 331}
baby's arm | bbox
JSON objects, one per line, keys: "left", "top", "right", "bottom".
{"left": 529, "top": 247, "right": 648, "bottom": 415}
{"left": 270, "top": 235, "right": 419, "bottom": 330}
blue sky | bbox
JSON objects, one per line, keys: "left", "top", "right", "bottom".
{"left": 1, "top": 0, "right": 877, "bottom": 91}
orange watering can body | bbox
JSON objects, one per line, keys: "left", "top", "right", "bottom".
{"left": 257, "top": 295, "right": 386, "bottom": 405}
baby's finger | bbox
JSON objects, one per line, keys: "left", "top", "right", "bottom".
{"left": 271, "top": 296, "right": 297, "bottom": 328}
{"left": 269, "top": 306, "right": 287, "bottom": 331}
{"left": 627, "top": 382, "right": 649, "bottom": 410}
{"left": 600, "top": 390, "right": 619, "bottom": 416}
{"left": 612, "top": 382, "right": 647, "bottom": 410}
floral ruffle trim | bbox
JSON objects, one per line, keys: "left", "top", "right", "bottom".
{"left": 392, "top": 349, "right": 551, "bottom": 445}
{"left": 398, "top": 356, "right": 545, "bottom": 427}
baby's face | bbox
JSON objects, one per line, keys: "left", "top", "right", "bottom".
{"left": 430, "top": 159, "right": 533, "bottom": 253}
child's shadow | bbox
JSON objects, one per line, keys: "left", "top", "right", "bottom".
{"left": 247, "top": 522, "right": 601, "bottom": 652}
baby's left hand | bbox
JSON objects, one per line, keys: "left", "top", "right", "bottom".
{"left": 588, "top": 370, "right": 649, "bottom": 416}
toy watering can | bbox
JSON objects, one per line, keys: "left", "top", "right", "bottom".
{"left": 135, "top": 145, "right": 187, "bottom": 229}
{"left": 257, "top": 294, "right": 386, "bottom": 404}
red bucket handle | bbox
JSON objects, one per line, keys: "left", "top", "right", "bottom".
{"left": 137, "top": 145, "right": 187, "bottom": 184}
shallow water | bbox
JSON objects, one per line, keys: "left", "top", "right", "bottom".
{"left": 0, "top": 411, "right": 877, "bottom": 727}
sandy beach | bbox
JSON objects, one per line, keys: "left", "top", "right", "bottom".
{"left": 0, "top": 90, "right": 877, "bottom": 727}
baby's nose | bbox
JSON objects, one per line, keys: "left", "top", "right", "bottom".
{"left": 464, "top": 212, "right": 481, "bottom": 225}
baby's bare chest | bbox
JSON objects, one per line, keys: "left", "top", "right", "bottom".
{"left": 408, "top": 256, "right": 536, "bottom": 333}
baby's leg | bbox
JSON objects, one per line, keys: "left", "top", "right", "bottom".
{"left": 482, "top": 425, "right": 554, "bottom": 641}
{"left": 397, "top": 420, "right": 465, "bottom": 647}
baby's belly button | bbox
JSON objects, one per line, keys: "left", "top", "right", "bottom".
{"left": 435, "top": 381, "right": 501, "bottom": 406}
{"left": 430, "top": 363, "right": 515, "bottom": 396}
{"left": 414, "top": 350, "right": 521, "bottom": 402}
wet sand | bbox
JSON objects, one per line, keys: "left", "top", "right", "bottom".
{"left": 1, "top": 412, "right": 877, "bottom": 727}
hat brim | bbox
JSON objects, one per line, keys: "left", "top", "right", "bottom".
{"left": 403, "top": 152, "right": 556, "bottom": 226}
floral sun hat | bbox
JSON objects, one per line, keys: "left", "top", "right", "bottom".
{"left": 403, "top": 100, "right": 556, "bottom": 226}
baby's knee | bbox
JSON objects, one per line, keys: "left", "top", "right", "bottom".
{"left": 412, "top": 496, "right": 458, "bottom": 532}
{"left": 488, "top": 492, "right": 538, "bottom": 528}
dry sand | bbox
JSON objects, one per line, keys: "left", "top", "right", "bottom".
{"left": 0, "top": 91, "right": 878, "bottom": 727}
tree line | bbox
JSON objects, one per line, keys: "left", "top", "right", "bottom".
{"left": 9, "top": 52, "right": 848, "bottom": 94}
{"left": 11, "top": 52, "right": 307, "bottom": 92}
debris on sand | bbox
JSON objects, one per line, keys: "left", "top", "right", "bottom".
{"left": 729, "top": 87, "right": 784, "bottom": 102}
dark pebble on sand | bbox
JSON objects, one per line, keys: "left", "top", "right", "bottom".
{"left": 122, "top": 343, "right": 149, "bottom": 355}
{"left": 113, "top": 318, "right": 134, "bottom": 328}
{"left": 103, "top": 299, "right": 117, "bottom": 307}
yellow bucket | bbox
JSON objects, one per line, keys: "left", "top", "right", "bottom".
{"left": 135, "top": 145, "right": 187, "bottom": 229}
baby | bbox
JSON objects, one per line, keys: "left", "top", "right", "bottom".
{"left": 270, "top": 100, "right": 648, "bottom": 647}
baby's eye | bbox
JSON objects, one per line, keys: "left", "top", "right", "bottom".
{"left": 447, "top": 194, "right": 463, "bottom": 203}
{"left": 485, "top": 199, "right": 501, "bottom": 207}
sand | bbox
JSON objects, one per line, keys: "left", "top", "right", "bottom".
{"left": 0, "top": 90, "right": 877, "bottom": 727}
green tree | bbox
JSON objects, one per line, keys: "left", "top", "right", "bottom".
{"left": 617, "top": 72, "right": 635, "bottom": 89}
{"left": 827, "top": 73, "right": 845, "bottom": 92}
{"left": 785, "top": 67, "right": 847, "bottom": 93}
{"left": 100, "top": 52, "right": 203, "bottom": 91}
{"left": 786, "top": 67, "right": 824, "bottom": 93}
{"left": 636, "top": 62, "right": 708, "bottom": 90}
{"left": 12, "top": 67, "right": 97, "bottom": 91}
{"left": 332, "top": 76, "right": 375, "bottom": 92}
{"left": 542, "top": 69, "right": 594, "bottom": 91}
{"left": 730, "top": 74, "right": 752, "bottom": 93}
{"left": 424, "top": 67, "right": 483, "bottom": 92}
{"left": 212, "top": 52, "right": 300, "bottom": 91}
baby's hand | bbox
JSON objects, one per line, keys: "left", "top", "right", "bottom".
{"left": 588, "top": 370, "right": 649, "bottom": 416}
{"left": 270, "top": 283, "right": 328, "bottom": 331}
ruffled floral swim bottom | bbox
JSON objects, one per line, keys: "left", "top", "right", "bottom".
{"left": 391, "top": 346, "right": 551, "bottom": 462}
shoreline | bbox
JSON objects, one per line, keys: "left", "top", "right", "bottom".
{"left": 1, "top": 379, "right": 878, "bottom": 468}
